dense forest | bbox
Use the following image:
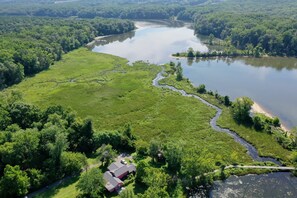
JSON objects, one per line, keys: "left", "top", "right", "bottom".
{"left": 0, "top": 92, "right": 136, "bottom": 197}
{"left": 1, "top": 0, "right": 296, "bottom": 58}
{"left": 192, "top": 13, "right": 297, "bottom": 56}
{"left": 0, "top": 17, "right": 134, "bottom": 89}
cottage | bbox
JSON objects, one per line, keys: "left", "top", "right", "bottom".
{"left": 104, "top": 162, "right": 136, "bottom": 192}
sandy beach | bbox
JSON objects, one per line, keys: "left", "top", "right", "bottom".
{"left": 251, "top": 101, "right": 289, "bottom": 132}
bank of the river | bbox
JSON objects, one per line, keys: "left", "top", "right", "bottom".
{"left": 92, "top": 21, "right": 297, "bottom": 129}
{"left": 252, "top": 102, "right": 289, "bottom": 132}
{"left": 156, "top": 66, "right": 297, "bottom": 197}
{"left": 159, "top": 73, "right": 293, "bottom": 163}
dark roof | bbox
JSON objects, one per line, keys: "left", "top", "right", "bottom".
{"left": 128, "top": 164, "right": 136, "bottom": 173}
{"left": 113, "top": 165, "right": 129, "bottom": 178}
{"left": 103, "top": 171, "right": 123, "bottom": 191}
{"left": 108, "top": 162, "right": 123, "bottom": 172}
{"left": 104, "top": 162, "right": 137, "bottom": 192}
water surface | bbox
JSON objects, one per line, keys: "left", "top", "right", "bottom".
{"left": 180, "top": 57, "right": 297, "bottom": 129}
{"left": 92, "top": 20, "right": 297, "bottom": 129}
{"left": 93, "top": 21, "right": 208, "bottom": 64}
{"left": 210, "top": 172, "right": 297, "bottom": 198}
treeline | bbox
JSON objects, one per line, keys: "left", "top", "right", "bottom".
{"left": 176, "top": 0, "right": 297, "bottom": 57}
{"left": 0, "top": 0, "right": 223, "bottom": 19}
{"left": 173, "top": 47, "right": 263, "bottom": 58}
{"left": 2, "top": 0, "right": 297, "bottom": 58}
{"left": 194, "top": 13, "right": 297, "bottom": 56}
{"left": 0, "top": 16, "right": 134, "bottom": 89}
{"left": 0, "top": 3, "right": 184, "bottom": 19}
{"left": 0, "top": 92, "right": 136, "bottom": 197}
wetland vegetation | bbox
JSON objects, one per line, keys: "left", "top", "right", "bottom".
{"left": 1, "top": 0, "right": 297, "bottom": 197}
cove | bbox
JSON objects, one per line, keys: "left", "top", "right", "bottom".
{"left": 92, "top": 20, "right": 297, "bottom": 130}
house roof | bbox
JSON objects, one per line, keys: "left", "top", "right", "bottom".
{"left": 108, "top": 162, "right": 124, "bottom": 172}
{"left": 128, "top": 164, "right": 136, "bottom": 173}
{"left": 113, "top": 165, "right": 129, "bottom": 178}
{"left": 103, "top": 171, "right": 123, "bottom": 191}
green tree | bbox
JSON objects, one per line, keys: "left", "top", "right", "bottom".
{"left": 0, "top": 165, "right": 30, "bottom": 198}
{"left": 60, "top": 152, "right": 87, "bottom": 175}
{"left": 175, "top": 62, "right": 183, "bottom": 81}
{"left": 231, "top": 97, "right": 254, "bottom": 124}
{"left": 172, "top": 180, "right": 184, "bottom": 198}
{"left": 181, "top": 152, "right": 210, "bottom": 187}
{"left": 78, "top": 118, "right": 94, "bottom": 153}
{"left": 96, "top": 144, "right": 116, "bottom": 167}
{"left": 209, "top": 33, "right": 215, "bottom": 45}
{"left": 273, "top": 117, "right": 280, "bottom": 127}
{"left": 149, "top": 140, "right": 160, "bottom": 162}
{"left": 163, "top": 143, "right": 182, "bottom": 173}
{"left": 224, "top": 96, "right": 231, "bottom": 106}
{"left": 76, "top": 168, "right": 104, "bottom": 198}
{"left": 141, "top": 187, "right": 169, "bottom": 198}
{"left": 68, "top": 118, "right": 94, "bottom": 154}
{"left": 120, "top": 188, "right": 136, "bottom": 198}
{"left": 0, "top": 105, "right": 11, "bottom": 130}
{"left": 136, "top": 140, "right": 149, "bottom": 158}
{"left": 197, "top": 84, "right": 206, "bottom": 94}
{"left": 143, "top": 168, "right": 169, "bottom": 188}
{"left": 8, "top": 102, "right": 41, "bottom": 129}
{"left": 187, "top": 48, "right": 195, "bottom": 58}
{"left": 253, "top": 115, "right": 264, "bottom": 131}
{"left": 11, "top": 129, "right": 40, "bottom": 169}
{"left": 26, "top": 169, "right": 44, "bottom": 190}
{"left": 135, "top": 160, "right": 149, "bottom": 183}
{"left": 48, "top": 131, "right": 68, "bottom": 166}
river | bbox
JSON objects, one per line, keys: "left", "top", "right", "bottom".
{"left": 92, "top": 20, "right": 297, "bottom": 130}
{"left": 92, "top": 20, "right": 297, "bottom": 196}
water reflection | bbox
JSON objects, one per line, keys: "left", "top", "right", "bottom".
{"left": 179, "top": 57, "right": 297, "bottom": 129}
{"left": 238, "top": 57, "right": 297, "bottom": 71}
{"left": 92, "top": 20, "right": 297, "bottom": 129}
{"left": 92, "top": 21, "right": 208, "bottom": 64}
{"left": 186, "top": 56, "right": 297, "bottom": 71}
{"left": 88, "top": 31, "right": 136, "bottom": 49}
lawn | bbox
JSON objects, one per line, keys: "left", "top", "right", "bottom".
{"left": 34, "top": 176, "right": 80, "bottom": 198}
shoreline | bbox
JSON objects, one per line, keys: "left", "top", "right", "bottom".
{"left": 86, "top": 35, "right": 114, "bottom": 47}
{"left": 251, "top": 101, "right": 289, "bottom": 132}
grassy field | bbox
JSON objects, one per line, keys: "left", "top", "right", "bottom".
{"left": 160, "top": 74, "right": 293, "bottom": 163}
{"left": 5, "top": 48, "right": 253, "bottom": 167}
{"left": 34, "top": 177, "right": 80, "bottom": 198}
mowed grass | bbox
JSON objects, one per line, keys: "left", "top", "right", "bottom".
{"left": 6, "top": 48, "right": 253, "bottom": 166}
{"left": 34, "top": 176, "right": 79, "bottom": 198}
{"left": 160, "top": 74, "right": 292, "bottom": 163}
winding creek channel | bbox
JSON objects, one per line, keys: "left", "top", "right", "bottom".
{"left": 153, "top": 71, "right": 282, "bottom": 165}
{"left": 92, "top": 20, "right": 297, "bottom": 197}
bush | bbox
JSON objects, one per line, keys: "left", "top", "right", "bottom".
{"left": 197, "top": 84, "right": 206, "bottom": 94}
